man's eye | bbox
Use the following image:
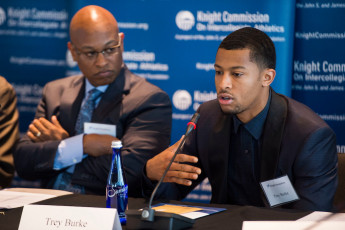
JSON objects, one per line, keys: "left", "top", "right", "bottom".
{"left": 105, "top": 48, "right": 116, "bottom": 54}
{"left": 85, "top": 51, "right": 96, "bottom": 57}
{"left": 233, "top": 73, "right": 243, "bottom": 77}
{"left": 215, "top": 70, "right": 222, "bottom": 75}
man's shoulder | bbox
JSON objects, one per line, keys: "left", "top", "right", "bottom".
{"left": 0, "top": 76, "right": 15, "bottom": 94}
{"left": 44, "top": 75, "right": 83, "bottom": 89}
{"left": 198, "top": 99, "right": 223, "bottom": 118}
{"left": 199, "top": 99, "right": 220, "bottom": 110}
{"left": 0, "top": 76, "right": 8, "bottom": 87}
{"left": 0, "top": 76, "right": 17, "bottom": 106}
{"left": 124, "top": 70, "right": 169, "bottom": 102}
{"left": 128, "top": 71, "right": 165, "bottom": 94}
{"left": 277, "top": 93, "right": 331, "bottom": 131}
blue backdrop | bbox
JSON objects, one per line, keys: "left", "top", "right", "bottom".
{"left": 292, "top": 0, "right": 345, "bottom": 154}
{"left": 2, "top": 0, "right": 341, "bottom": 203}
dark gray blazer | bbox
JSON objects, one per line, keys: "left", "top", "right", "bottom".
{"left": 14, "top": 66, "right": 172, "bottom": 197}
{"left": 145, "top": 89, "right": 337, "bottom": 211}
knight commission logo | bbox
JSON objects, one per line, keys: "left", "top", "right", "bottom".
{"left": 175, "top": 10, "right": 195, "bottom": 31}
{"left": 0, "top": 7, "right": 6, "bottom": 26}
{"left": 172, "top": 90, "right": 192, "bottom": 111}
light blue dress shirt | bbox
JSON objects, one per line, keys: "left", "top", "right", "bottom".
{"left": 53, "top": 79, "right": 108, "bottom": 171}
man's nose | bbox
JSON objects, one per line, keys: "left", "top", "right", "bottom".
{"left": 219, "top": 73, "right": 232, "bottom": 89}
{"left": 94, "top": 52, "right": 107, "bottom": 67}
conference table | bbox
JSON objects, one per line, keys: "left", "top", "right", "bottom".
{"left": 0, "top": 191, "right": 317, "bottom": 230}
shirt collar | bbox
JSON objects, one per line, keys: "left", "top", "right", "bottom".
{"left": 85, "top": 78, "right": 108, "bottom": 96}
{"left": 232, "top": 90, "right": 272, "bottom": 140}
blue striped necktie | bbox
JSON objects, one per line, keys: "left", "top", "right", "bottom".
{"left": 52, "top": 88, "right": 103, "bottom": 193}
{"left": 75, "top": 88, "right": 103, "bottom": 134}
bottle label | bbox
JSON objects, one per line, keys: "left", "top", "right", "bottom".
{"left": 107, "top": 186, "right": 128, "bottom": 197}
{"left": 106, "top": 184, "right": 128, "bottom": 224}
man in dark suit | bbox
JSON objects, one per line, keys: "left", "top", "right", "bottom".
{"left": 13, "top": 5, "right": 172, "bottom": 197}
{"left": 0, "top": 76, "right": 19, "bottom": 189}
{"left": 144, "top": 27, "right": 337, "bottom": 211}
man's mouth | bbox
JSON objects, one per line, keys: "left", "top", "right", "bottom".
{"left": 218, "top": 93, "right": 234, "bottom": 104}
{"left": 96, "top": 70, "right": 112, "bottom": 77}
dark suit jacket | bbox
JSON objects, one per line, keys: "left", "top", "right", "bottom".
{"left": 14, "top": 66, "right": 172, "bottom": 197}
{"left": 145, "top": 89, "right": 337, "bottom": 211}
{"left": 0, "top": 76, "right": 19, "bottom": 188}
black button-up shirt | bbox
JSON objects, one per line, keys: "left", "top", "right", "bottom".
{"left": 227, "top": 91, "right": 271, "bottom": 206}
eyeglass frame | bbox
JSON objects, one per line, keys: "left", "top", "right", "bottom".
{"left": 71, "top": 34, "right": 122, "bottom": 61}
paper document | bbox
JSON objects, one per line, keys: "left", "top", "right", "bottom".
{"left": 153, "top": 204, "right": 202, "bottom": 214}
{"left": 243, "top": 221, "right": 345, "bottom": 230}
{"left": 0, "top": 190, "right": 56, "bottom": 209}
{"left": 297, "top": 211, "right": 345, "bottom": 221}
{"left": 152, "top": 203, "right": 226, "bottom": 219}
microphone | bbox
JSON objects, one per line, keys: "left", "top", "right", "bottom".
{"left": 126, "top": 113, "right": 200, "bottom": 230}
{"left": 185, "top": 112, "right": 200, "bottom": 136}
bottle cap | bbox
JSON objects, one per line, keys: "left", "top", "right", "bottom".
{"left": 111, "top": 140, "right": 123, "bottom": 148}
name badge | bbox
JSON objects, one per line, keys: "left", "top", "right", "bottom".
{"left": 84, "top": 122, "right": 116, "bottom": 137}
{"left": 18, "top": 205, "right": 121, "bottom": 230}
{"left": 260, "top": 175, "right": 299, "bottom": 207}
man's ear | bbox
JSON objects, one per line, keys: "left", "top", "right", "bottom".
{"left": 119, "top": 32, "right": 124, "bottom": 52}
{"left": 262, "top": 68, "right": 276, "bottom": 87}
{"left": 67, "top": 42, "right": 77, "bottom": 62}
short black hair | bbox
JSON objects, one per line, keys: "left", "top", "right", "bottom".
{"left": 218, "top": 27, "right": 276, "bottom": 70}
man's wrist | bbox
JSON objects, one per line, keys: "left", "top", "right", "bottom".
{"left": 144, "top": 159, "right": 158, "bottom": 182}
{"left": 82, "top": 134, "right": 88, "bottom": 153}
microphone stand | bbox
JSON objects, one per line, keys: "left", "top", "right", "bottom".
{"left": 126, "top": 113, "right": 200, "bottom": 230}
{"left": 144, "top": 133, "right": 189, "bottom": 220}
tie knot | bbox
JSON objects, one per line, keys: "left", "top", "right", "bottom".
{"left": 88, "top": 88, "right": 103, "bottom": 102}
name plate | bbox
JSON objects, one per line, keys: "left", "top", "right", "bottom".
{"left": 18, "top": 205, "right": 121, "bottom": 230}
{"left": 260, "top": 175, "right": 299, "bottom": 207}
{"left": 84, "top": 122, "right": 116, "bottom": 137}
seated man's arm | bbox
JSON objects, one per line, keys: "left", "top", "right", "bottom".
{"left": 291, "top": 126, "right": 337, "bottom": 212}
{"left": 142, "top": 101, "right": 205, "bottom": 200}
{"left": 146, "top": 136, "right": 201, "bottom": 186}
{"left": 13, "top": 85, "right": 66, "bottom": 180}
{"left": 13, "top": 81, "right": 115, "bottom": 181}
{"left": 143, "top": 135, "right": 203, "bottom": 201}
{"left": 0, "top": 78, "right": 19, "bottom": 188}
{"left": 79, "top": 90, "right": 173, "bottom": 197}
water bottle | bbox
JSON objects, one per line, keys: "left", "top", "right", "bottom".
{"left": 106, "top": 140, "right": 128, "bottom": 225}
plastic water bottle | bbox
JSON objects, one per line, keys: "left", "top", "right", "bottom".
{"left": 106, "top": 140, "right": 128, "bottom": 225}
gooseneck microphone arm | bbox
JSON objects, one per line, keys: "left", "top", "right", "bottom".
{"left": 142, "top": 113, "right": 200, "bottom": 222}
{"left": 148, "top": 134, "right": 187, "bottom": 209}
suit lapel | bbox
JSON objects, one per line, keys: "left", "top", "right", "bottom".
{"left": 208, "top": 112, "right": 231, "bottom": 202}
{"left": 260, "top": 90, "right": 288, "bottom": 182}
{"left": 92, "top": 67, "right": 128, "bottom": 123}
{"left": 60, "top": 76, "right": 85, "bottom": 135}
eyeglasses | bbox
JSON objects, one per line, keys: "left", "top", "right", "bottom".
{"left": 72, "top": 35, "right": 121, "bottom": 61}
